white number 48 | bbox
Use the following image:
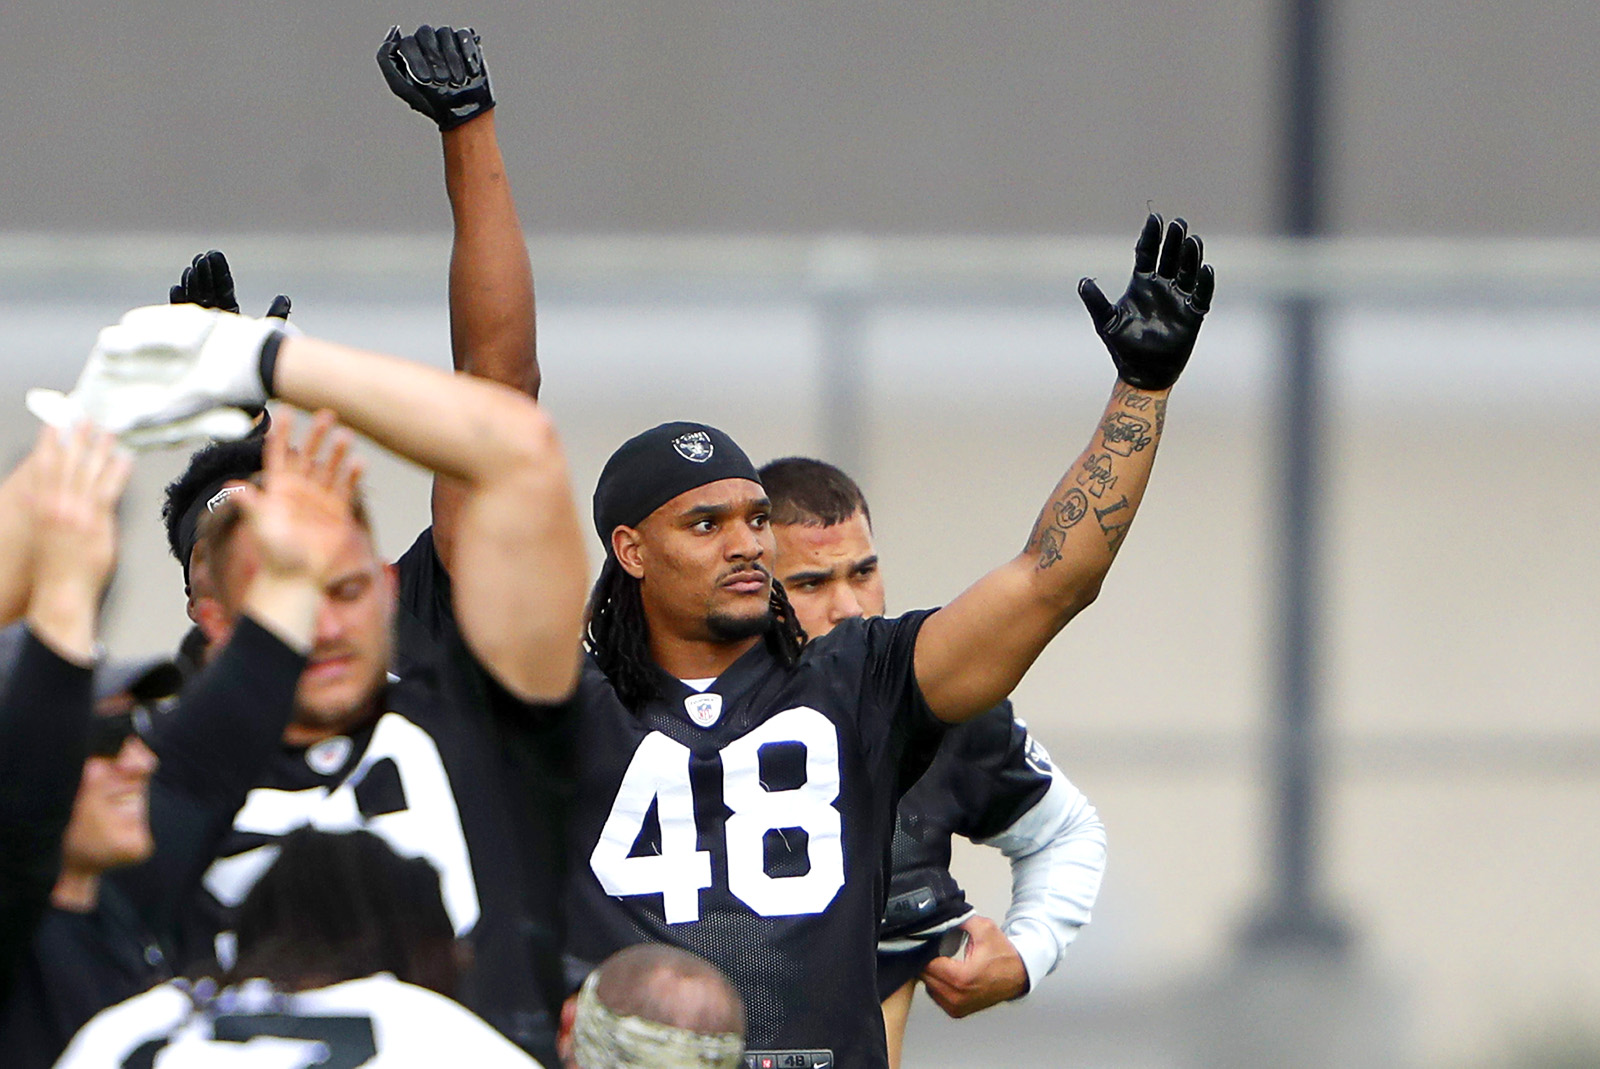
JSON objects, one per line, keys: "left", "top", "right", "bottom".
{"left": 589, "top": 707, "right": 845, "bottom": 922}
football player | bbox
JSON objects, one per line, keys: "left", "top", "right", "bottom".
{"left": 37, "top": 290, "right": 589, "bottom": 1064}
{"left": 552, "top": 215, "right": 1211, "bottom": 1067}
{"left": 759, "top": 456, "right": 1106, "bottom": 1068}
{"left": 131, "top": 24, "right": 578, "bottom": 1064}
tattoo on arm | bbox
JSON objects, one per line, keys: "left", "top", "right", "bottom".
{"left": 1094, "top": 496, "right": 1132, "bottom": 555}
{"left": 1039, "top": 526, "right": 1063, "bottom": 568}
{"left": 1154, "top": 397, "right": 1168, "bottom": 436}
{"left": 1076, "top": 452, "right": 1118, "bottom": 499}
{"left": 1123, "top": 393, "right": 1153, "bottom": 411}
{"left": 1030, "top": 488, "right": 1089, "bottom": 570}
{"left": 1101, "top": 413, "right": 1153, "bottom": 456}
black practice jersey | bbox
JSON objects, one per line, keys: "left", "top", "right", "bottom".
{"left": 562, "top": 611, "right": 944, "bottom": 1069}
{"left": 190, "top": 530, "right": 568, "bottom": 1063}
{"left": 879, "top": 702, "right": 1052, "bottom": 949}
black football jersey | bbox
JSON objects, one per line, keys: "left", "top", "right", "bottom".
{"left": 563, "top": 611, "right": 945, "bottom": 1069}
{"left": 879, "top": 702, "right": 1053, "bottom": 951}
{"left": 187, "top": 530, "right": 567, "bottom": 1064}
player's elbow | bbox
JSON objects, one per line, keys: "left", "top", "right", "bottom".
{"left": 494, "top": 401, "right": 569, "bottom": 488}
{"left": 1038, "top": 567, "right": 1105, "bottom": 628}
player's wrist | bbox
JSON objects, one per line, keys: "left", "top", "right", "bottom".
{"left": 242, "top": 572, "right": 321, "bottom": 655}
{"left": 24, "top": 589, "right": 100, "bottom": 665}
{"left": 258, "top": 329, "right": 287, "bottom": 398}
{"left": 1002, "top": 920, "right": 1062, "bottom": 1000}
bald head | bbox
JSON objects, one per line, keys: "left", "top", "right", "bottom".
{"left": 565, "top": 944, "right": 745, "bottom": 1069}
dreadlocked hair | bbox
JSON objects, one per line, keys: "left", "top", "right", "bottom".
{"left": 584, "top": 556, "right": 666, "bottom": 712}
{"left": 585, "top": 558, "right": 809, "bottom": 711}
{"left": 767, "top": 579, "right": 808, "bottom": 666}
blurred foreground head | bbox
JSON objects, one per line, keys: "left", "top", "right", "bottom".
{"left": 562, "top": 944, "right": 745, "bottom": 1069}
{"left": 229, "top": 828, "right": 459, "bottom": 997}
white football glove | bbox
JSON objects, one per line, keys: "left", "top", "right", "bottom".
{"left": 26, "top": 304, "right": 282, "bottom": 445}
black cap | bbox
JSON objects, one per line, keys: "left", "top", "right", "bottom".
{"left": 592, "top": 422, "right": 761, "bottom": 553}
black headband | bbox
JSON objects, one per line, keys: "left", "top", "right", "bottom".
{"left": 172, "top": 415, "right": 273, "bottom": 588}
{"left": 592, "top": 422, "right": 761, "bottom": 552}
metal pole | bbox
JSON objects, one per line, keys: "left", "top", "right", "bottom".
{"left": 1244, "top": 0, "right": 1348, "bottom": 953}
{"left": 815, "top": 290, "right": 867, "bottom": 478}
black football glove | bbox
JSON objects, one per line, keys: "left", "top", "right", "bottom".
{"left": 169, "top": 250, "right": 291, "bottom": 320}
{"left": 1078, "top": 214, "right": 1214, "bottom": 392}
{"left": 377, "top": 24, "right": 494, "bottom": 131}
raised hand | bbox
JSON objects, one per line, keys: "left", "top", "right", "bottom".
{"left": 26, "top": 304, "right": 285, "bottom": 445}
{"left": 918, "top": 915, "right": 1030, "bottom": 1019}
{"left": 1078, "top": 213, "right": 1215, "bottom": 392}
{"left": 377, "top": 24, "right": 495, "bottom": 131}
{"left": 232, "top": 409, "right": 363, "bottom": 587}
{"left": 22, "top": 423, "right": 133, "bottom": 660}
{"left": 170, "top": 249, "right": 291, "bottom": 321}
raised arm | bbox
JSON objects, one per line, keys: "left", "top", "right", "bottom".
{"left": 283, "top": 335, "right": 583, "bottom": 701}
{"left": 914, "top": 215, "right": 1214, "bottom": 721}
{"left": 54, "top": 307, "right": 587, "bottom": 703}
{"left": 0, "top": 425, "right": 130, "bottom": 993}
{"left": 123, "top": 414, "right": 352, "bottom": 926}
{"left": 378, "top": 24, "right": 538, "bottom": 566}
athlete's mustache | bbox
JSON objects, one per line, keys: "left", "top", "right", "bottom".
{"left": 717, "top": 563, "right": 771, "bottom": 586}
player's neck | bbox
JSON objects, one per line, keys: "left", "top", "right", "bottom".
{"left": 648, "top": 630, "right": 762, "bottom": 683}
{"left": 51, "top": 865, "right": 101, "bottom": 913}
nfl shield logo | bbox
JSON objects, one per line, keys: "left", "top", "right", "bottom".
{"left": 684, "top": 692, "right": 723, "bottom": 728}
{"left": 672, "top": 431, "right": 715, "bottom": 463}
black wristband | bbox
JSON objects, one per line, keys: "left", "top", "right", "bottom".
{"left": 258, "top": 330, "right": 285, "bottom": 398}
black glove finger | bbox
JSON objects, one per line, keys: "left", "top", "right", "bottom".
{"left": 190, "top": 255, "right": 214, "bottom": 299}
{"left": 201, "top": 250, "right": 239, "bottom": 313}
{"left": 1078, "top": 278, "right": 1116, "bottom": 333}
{"left": 1133, "top": 213, "right": 1163, "bottom": 274}
{"left": 169, "top": 283, "right": 187, "bottom": 304}
{"left": 1157, "top": 218, "right": 1187, "bottom": 280}
{"left": 1191, "top": 265, "right": 1216, "bottom": 314}
{"left": 458, "top": 28, "right": 485, "bottom": 78}
{"left": 437, "top": 25, "right": 469, "bottom": 85}
{"left": 377, "top": 26, "right": 406, "bottom": 79}
{"left": 397, "top": 33, "right": 431, "bottom": 84}
{"left": 1177, "top": 235, "right": 1202, "bottom": 293}
{"left": 415, "top": 25, "right": 450, "bottom": 83}
{"left": 264, "top": 295, "right": 292, "bottom": 320}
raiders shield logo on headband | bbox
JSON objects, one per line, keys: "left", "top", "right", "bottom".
{"left": 684, "top": 693, "right": 723, "bottom": 728}
{"left": 672, "top": 431, "right": 714, "bottom": 463}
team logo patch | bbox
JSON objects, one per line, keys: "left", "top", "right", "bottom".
{"left": 672, "top": 431, "right": 714, "bottom": 463}
{"left": 306, "top": 735, "right": 353, "bottom": 776}
{"left": 1023, "top": 733, "right": 1053, "bottom": 776}
{"left": 684, "top": 692, "right": 723, "bottom": 728}
{"left": 206, "top": 484, "right": 248, "bottom": 512}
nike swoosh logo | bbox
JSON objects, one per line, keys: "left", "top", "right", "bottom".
{"left": 450, "top": 103, "right": 477, "bottom": 116}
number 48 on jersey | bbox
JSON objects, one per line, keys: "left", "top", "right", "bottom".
{"left": 589, "top": 707, "right": 846, "bottom": 922}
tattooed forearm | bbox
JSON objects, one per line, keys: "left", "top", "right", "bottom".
{"left": 1025, "top": 383, "right": 1169, "bottom": 573}
{"left": 1094, "top": 495, "right": 1132, "bottom": 555}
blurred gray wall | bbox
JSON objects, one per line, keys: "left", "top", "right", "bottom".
{"left": 2, "top": 0, "right": 1597, "bottom": 235}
